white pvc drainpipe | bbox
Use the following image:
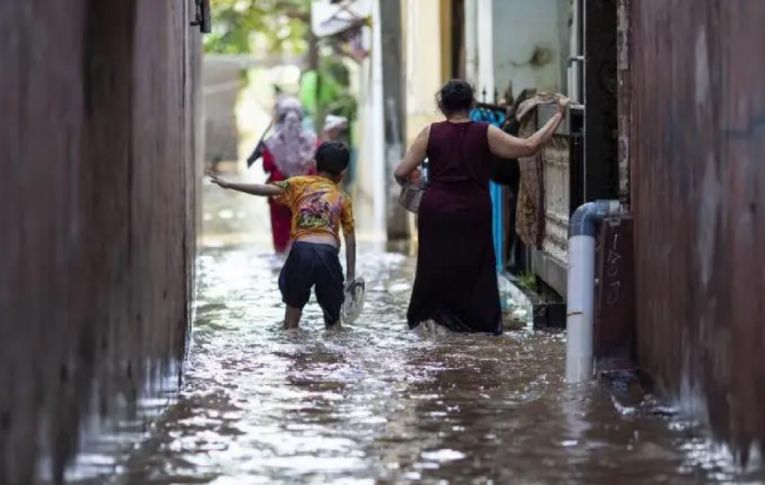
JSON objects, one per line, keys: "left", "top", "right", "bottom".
{"left": 565, "top": 200, "right": 623, "bottom": 383}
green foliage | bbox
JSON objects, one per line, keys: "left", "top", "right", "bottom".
{"left": 300, "top": 57, "right": 357, "bottom": 123}
{"left": 517, "top": 272, "right": 538, "bottom": 293}
{"left": 205, "top": 0, "right": 358, "bottom": 130}
{"left": 204, "top": 0, "right": 311, "bottom": 55}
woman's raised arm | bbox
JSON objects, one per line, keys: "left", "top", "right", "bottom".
{"left": 487, "top": 96, "right": 569, "bottom": 159}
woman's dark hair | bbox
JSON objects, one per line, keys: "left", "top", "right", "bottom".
{"left": 436, "top": 79, "right": 475, "bottom": 115}
{"left": 316, "top": 141, "right": 350, "bottom": 175}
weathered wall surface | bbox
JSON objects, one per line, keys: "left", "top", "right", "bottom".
{"left": 629, "top": 1, "right": 765, "bottom": 457}
{"left": 0, "top": 1, "right": 201, "bottom": 483}
{"left": 491, "top": 0, "right": 570, "bottom": 97}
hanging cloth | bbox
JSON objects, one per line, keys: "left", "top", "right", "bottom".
{"left": 514, "top": 93, "right": 563, "bottom": 248}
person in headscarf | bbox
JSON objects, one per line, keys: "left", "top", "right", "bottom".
{"left": 248, "top": 97, "right": 318, "bottom": 253}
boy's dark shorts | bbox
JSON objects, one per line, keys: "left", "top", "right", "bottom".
{"left": 279, "top": 241, "right": 345, "bottom": 325}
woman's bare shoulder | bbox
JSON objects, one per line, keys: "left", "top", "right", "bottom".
{"left": 413, "top": 124, "right": 432, "bottom": 146}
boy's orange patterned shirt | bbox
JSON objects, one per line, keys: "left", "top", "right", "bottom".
{"left": 272, "top": 175, "right": 355, "bottom": 244}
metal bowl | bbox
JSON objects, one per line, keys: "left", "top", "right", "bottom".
{"left": 399, "top": 184, "right": 424, "bottom": 213}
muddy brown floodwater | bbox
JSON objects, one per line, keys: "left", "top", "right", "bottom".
{"left": 66, "top": 186, "right": 764, "bottom": 484}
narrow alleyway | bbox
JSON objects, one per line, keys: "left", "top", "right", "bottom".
{"left": 70, "top": 186, "right": 758, "bottom": 484}
{"left": 6, "top": 2, "right": 765, "bottom": 484}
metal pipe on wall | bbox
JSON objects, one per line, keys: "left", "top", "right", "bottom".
{"left": 565, "top": 200, "right": 623, "bottom": 383}
{"left": 567, "top": 0, "right": 584, "bottom": 103}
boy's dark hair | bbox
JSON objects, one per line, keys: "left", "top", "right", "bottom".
{"left": 316, "top": 141, "right": 350, "bottom": 176}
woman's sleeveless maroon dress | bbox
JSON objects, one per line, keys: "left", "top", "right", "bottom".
{"left": 407, "top": 121, "right": 502, "bottom": 334}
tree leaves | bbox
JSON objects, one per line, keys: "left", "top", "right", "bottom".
{"left": 204, "top": 0, "right": 311, "bottom": 55}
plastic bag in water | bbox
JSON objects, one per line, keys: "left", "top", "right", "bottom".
{"left": 341, "top": 278, "right": 365, "bottom": 324}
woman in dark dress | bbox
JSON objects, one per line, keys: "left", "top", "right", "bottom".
{"left": 394, "top": 80, "right": 568, "bottom": 334}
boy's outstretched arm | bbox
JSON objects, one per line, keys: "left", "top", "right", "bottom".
{"left": 344, "top": 232, "right": 356, "bottom": 283}
{"left": 206, "top": 170, "right": 283, "bottom": 197}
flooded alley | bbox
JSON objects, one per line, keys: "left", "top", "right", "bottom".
{"left": 5, "top": 2, "right": 765, "bottom": 484}
{"left": 81, "top": 189, "right": 757, "bottom": 484}
{"left": 111, "top": 258, "right": 741, "bottom": 482}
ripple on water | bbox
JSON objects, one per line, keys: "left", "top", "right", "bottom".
{"left": 72, "top": 243, "right": 765, "bottom": 484}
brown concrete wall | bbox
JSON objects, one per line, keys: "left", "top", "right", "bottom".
{"left": 0, "top": 1, "right": 201, "bottom": 483}
{"left": 628, "top": 1, "right": 765, "bottom": 458}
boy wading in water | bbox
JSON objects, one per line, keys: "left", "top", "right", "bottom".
{"left": 208, "top": 142, "right": 356, "bottom": 329}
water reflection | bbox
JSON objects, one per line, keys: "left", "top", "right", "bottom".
{"left": 69, "top": 241, "right": 760, "bottom": 484}
{"left": 56, "top": 182, "right": 763, "bottom": 483}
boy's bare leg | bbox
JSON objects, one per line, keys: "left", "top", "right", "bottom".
{"left": 284, "top": 306, "right": 302, "bottom": 329}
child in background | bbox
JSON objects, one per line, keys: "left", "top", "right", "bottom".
{"left": 208, "top": 142, "right": 356, "bottom": 329}
{"left": 320, "top": 115, "right": 348, "bottom": 143}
